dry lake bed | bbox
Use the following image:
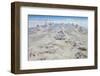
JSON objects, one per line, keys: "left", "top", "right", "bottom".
{"left": 28, "top": 22, "right": 88, "bottom": 61}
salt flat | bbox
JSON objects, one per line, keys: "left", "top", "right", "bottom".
{"left": 28, "top": 22, "right": 88, "bottom": 61}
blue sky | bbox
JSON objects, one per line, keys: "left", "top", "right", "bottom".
{"left": 28, "top": 15, "right": 88, "bottom": 28}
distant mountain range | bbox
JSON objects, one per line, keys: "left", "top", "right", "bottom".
{"left": 28, "top": 22, "right": 87, "bottom": 34}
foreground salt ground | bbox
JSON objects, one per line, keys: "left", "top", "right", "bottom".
{"left": 28, "top": 23, "right": 88, "bottom": 61}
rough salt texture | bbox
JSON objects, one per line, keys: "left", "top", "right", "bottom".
{"left": 28, "top": 23, "right": 88, "bottom": 61}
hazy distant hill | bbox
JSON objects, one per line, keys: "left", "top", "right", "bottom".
{"left": 28, "top": 22, "right": 88, "bottom": 61}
